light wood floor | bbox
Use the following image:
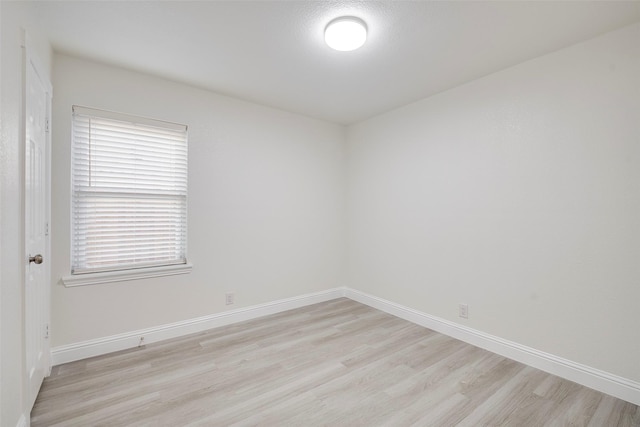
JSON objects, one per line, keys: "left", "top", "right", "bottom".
{"left": 32, "top": 298, "right": 639, "bottom": 426}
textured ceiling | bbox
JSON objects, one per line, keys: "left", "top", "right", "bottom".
{"left": 32, "top": 1, "right": 640, "bottom": 124}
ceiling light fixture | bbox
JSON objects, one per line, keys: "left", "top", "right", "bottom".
{"left": 324, "top": 16, "right": 367, "bottom": 51}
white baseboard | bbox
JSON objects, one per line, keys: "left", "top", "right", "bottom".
{"left": 16, "top": 414, "right": 28, "bottom": 427}
{"left": 50, "top": 285, "right": 640, "bottom": 406}
{"left": 344, "top": 287, "right": 640, "bottom": 406}
{"left": 51, "top": 287, "right": 346, "bottom": 366}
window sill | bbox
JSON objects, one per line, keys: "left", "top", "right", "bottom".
{"left": 61, "top": 263, "right": 193, "bottom": 287}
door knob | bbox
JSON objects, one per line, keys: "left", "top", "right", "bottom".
{"left": 29, "top": 254, "right": 43, "bottom": 265}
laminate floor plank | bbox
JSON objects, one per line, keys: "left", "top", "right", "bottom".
{"left": 31, "top": 298, "right": 640, "bottom": 426}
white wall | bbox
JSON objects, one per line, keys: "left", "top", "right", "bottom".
{"left": 50, "top": 55, "right": 346, "bottom": 347}
{"left": 0, "top": 2, "right": 52, "bottom": 425}
{"left": 347, "top": 23, "right": 640, "bottom": 383}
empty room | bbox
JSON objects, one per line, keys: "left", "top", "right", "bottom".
{"left": 1, "top": 1, "right": 639, "bottom": 425}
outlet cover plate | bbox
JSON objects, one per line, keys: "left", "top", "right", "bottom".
{"left": 225, "top": 292, "right": 234, "bottom": 305}
{"left": 459, "top": 303, "right": 469, "bottom": 319}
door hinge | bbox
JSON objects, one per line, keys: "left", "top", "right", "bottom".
{"left": 45, "top": 118, "right": 50, "bottom": 133}
{"left": 44, "top": 324, "right": 49, "bottom": 339}
{"left": 45, "top": 222, "right": 49, "bottom": 236}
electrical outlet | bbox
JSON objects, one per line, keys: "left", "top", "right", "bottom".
{"left": 225, "top": 292, "right": 235, "bottom": 305}
{"left": 459, "top": 303, "right": 469, "bottom": 319}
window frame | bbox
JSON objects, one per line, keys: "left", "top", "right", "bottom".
{"left": 62, "top": 106, "right": 192, "bottom": 287}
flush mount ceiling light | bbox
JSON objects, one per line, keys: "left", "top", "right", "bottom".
{"left": 324, "top": 16, "right": 367, "bottom": 51}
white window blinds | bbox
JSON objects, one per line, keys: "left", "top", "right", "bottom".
{"left": 71, "top": 106, "right": 188, "bottom": 275}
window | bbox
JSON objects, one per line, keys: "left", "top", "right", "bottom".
{"left": 63, "top": 106, "right": 190, "bottom": 286}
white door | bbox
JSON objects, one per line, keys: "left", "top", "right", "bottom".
{"left": 24, "top": 41, "right": 52, "bottom": 411}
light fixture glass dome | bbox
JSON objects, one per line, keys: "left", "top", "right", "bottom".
{"left": 325, "top": 17, "right": 367, "bottom": 51}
